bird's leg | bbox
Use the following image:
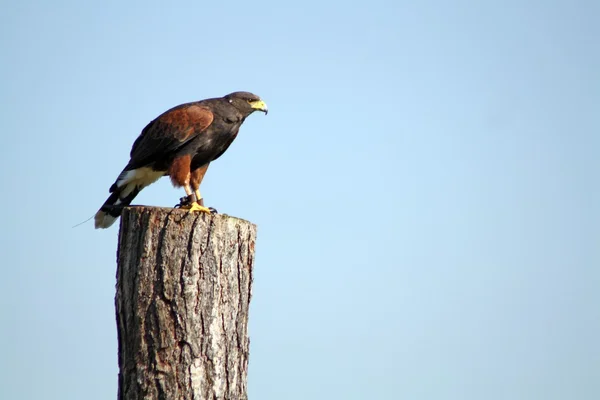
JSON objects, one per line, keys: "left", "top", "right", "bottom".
{"left": 179, "top": 185, "right": 211, "bottom": 214}
{"left": 194, "top": 189, "right": 204, "bottom": 206}
{"left": 193, "top": 189, "right": 218, "bottom": 214}
{"left": 175, "top": 186, "right": 196, "bottom": 208}
{"left": 191, "top": 167, "right": 217, "bottom": 214}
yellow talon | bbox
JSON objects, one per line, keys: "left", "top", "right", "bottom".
{"left": 180, "top": 202, "right": 212, "bottom": 214}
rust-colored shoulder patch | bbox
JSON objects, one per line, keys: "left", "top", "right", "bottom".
{"left": 186, "top": 105, "right": 214, "bottom": 129}
{"left": 159, "top": 105, "right": 214, "bottom": 142}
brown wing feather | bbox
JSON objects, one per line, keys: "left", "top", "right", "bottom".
{"left": 126, "top": 104, "right": 214, "bottom": 170}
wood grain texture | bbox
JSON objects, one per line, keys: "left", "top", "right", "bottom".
{"left": 116, "top": 206, "right": 256, "bottom": 400}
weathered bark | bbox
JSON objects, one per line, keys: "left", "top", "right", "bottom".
{"left": 115, "top": 206, "right": 256, "bottom": 400}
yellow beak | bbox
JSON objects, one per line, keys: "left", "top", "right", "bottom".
{"left": 249, "top": 99, "right": 268, "bottom": 114}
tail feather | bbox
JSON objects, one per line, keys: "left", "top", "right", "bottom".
{"left": 94, "top": 184, "right": 142, "bottom": 229}
{"left": 95, "top": 167, "right": 165, "bottom": 229}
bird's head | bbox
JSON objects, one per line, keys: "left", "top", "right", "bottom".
{"left": 225, "top": 91, "right": 268, "bottom": 116}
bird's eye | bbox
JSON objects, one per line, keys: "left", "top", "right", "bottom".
{"left": 247, "top": 98, "right": 255, "bottom": 103}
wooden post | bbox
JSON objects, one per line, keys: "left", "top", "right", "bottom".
{"left": 115, "top": 206, "right": 256, "bottom": 400}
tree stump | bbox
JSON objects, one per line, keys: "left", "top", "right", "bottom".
{"left": 115, "top": 206, "right": 256, "bottom": 400}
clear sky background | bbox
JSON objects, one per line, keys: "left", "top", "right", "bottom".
{"left": 1, "top": 0, "right": 598, "bottom": 399}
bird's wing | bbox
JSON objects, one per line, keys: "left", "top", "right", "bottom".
{"left": 127, "top": 104, "right": 214, "bottom": 169}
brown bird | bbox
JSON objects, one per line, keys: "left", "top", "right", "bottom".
{"left": 94, "top": 91, "right": 268, "bottom": 229}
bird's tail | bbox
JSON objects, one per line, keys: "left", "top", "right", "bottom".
{"left": 94, "top": 182, "right": 142, "bottom": 229}
{"left": 95, "top": 167, "right": 165, "bottom": 229}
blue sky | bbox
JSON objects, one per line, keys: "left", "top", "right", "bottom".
{"left": 1, "top": 0, "right": 598, "bottom": 399}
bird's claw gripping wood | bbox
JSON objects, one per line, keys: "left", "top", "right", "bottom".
{"left": 175, "top": 194, "right": 197, "bottom": 209}
{"left": 195, "top": 197, "right": 217, "bottom": 211}
{"left": 193, "top": 197, "right": 218, "bottom": 214}
{"left": 174, "top": 195, "right": 216, "bottom": 214}
{"left": 181, "top": 202, "right": 212, "bottom": 214}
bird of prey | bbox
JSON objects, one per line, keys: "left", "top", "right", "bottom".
{"left": 94, "top": 91, "right": 268, "bottom": 229}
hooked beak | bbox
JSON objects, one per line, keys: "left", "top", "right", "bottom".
{"left": 249, "top": 99, "right": 268, "bottom": 115}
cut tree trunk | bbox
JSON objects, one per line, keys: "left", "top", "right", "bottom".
{"left": 115, "top": 206, "right": 256, "bottom": 400}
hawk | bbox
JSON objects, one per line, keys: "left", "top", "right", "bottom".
{"left": 94, "top": 91, "right": 268, "bottom": 229}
